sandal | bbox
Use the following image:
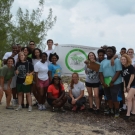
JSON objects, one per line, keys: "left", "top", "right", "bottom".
{"left": 80, "top": 105, "right": 85, "bottom": 111}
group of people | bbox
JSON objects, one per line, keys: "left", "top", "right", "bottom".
{"left": 0, "top": 40, "right": 135, "bottom": 121}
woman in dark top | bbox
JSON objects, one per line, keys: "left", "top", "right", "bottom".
{"left": 15, "top": 52, "right": 34, "bottom": 112}
{"left": 121, "top": 54, "right": 135, "bottom": 120}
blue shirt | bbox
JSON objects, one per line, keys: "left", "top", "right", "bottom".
{"left": 99, "top": 58, "right": 122, "bottom": 85}
{"left": 48, "top": 63, "right": 62, "bottom": 78}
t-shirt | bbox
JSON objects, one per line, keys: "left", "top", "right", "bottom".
{"left": 32, "top": 59, "right": 41, "bottom": 66}
{"left": 2, "top": 52, "right": 18, "bottom": 64}
{"left": 15, "top": 61, "right": 34, "bottom": 84}
{"left": 34, "top": 61, "right": 48, "bottom": 81}
{"left": 84, "top": 63, "right": 100, "bottom": 83}
{"left": 0, "top": 65, "right": 15, "bottom": 83}
{"left": 47, "top": 84, "right": 64, "bottom": 98}
{"left": 48, "top": 63, "right": 62, "bottom": 78}
{"left": 99, "top": 58, "right": 122, "bottom": 85}
{"left": 68, "top": 81, "right": 84, "bottom": 98}
{"left": 45, "top": 49, "right": 53, "bottom": 64}
{"left": 121, "top": 65, "right": 135, "bottom": 87}
{"left": 131, "top": 56, "right": 135, "bottom": 67}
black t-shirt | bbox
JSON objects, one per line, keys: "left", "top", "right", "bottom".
{"left": 121, "top": 65, "right": 135, "bottom": 87}
{"left": 16, "top": 61, "right": 34, "bottom": 84}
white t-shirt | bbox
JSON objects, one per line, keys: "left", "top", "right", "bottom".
{"left": 34, "top": 61, "right": 48, "bottom": 81}
{"left": 68, "top": 81, "right": 85, "bottom": 98}
{"left": 3, "top": 52, "right": 18, "bottom": 64}
{"left": 45, "top": 49, "right": 54, "bottom": 64}
{"left": 32, "top": 59, "right": 41, "bottom": 66}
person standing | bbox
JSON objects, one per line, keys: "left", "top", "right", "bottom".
{"left": 127, "top": 48, "right": 135, "bottom": 67}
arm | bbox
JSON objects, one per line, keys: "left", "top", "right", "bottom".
{"left": 75, "top": 90, "right": 84, "bottom": 101}
{"left": 7, "top": 78, "right": 12, "bottom": 90}
{"left": 47, "top": 92, "right": 57, "bottom": 100}
{"left": 99, "top": 72, "right": 108, "bottom": 88}
{"left": 35, "top": 72, "right": 39, "bottom": 87}
{"left": 127, "top": 74, "right": 134, "bottom": 89}
{"left": 57, "top": 91, "right": 65, "bottom": 100}
{"left": 0, "top": 77, "right": 4, "bottom": 89}
{"left": 111, "top": 55, "right": 118, "bottom": 66}
{"left": 48, "top": 71, "right": 52, "bottom": 83}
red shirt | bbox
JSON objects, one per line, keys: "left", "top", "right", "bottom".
{"left": 47, "top": 84, "right": 64, "bottom": 98}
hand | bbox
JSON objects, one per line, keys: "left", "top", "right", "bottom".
{"left": 55, "top": 98, "right": 60, "bottom": 103}
{"left": 84, "top": 60, "right": 89, "bottom": 64}
{"left": 7, "top": 86, "right": 11, "bottom": 91}
{"left": 91, "top": 59, "right": 96, "bottom": 62}
{"left": 127, "top": 86, "right": 130, "bottom": 92}
{"left": 124, "top": 87, "right": 127, "bottom": 93}
{"left": 102, "top": 83, "right": 108, "bottom": 88}
{"left": 109, "top": 81, "right": 114, "bottom": 87}
{"left": 16, "top": 70, "right": 19, "bottom": 75}
{"left": 11, "top": 52, "right": 16, "bottom": 57}
{"left": 71, "top": 98, "right": 76, "bottom": 104}
{"left": 111, "top": 59, "right": 114, "bottom": 66}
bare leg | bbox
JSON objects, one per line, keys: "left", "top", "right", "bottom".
{"left": 87, "top": 87, "right": 93, "bottom": 108}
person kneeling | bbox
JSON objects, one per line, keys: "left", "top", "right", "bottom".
{"left": 47, "top": 75, "right": 67, "bottom": 112}
{"left": 68, "top": 73, "right": 86, "bottom": 111}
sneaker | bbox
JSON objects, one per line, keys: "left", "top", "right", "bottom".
{"left": 15, "top": 105, "right": 22, "bottom": 111}
{"left": 130, "top": 112, "right": 135, "bottom": 116}
{"left": 59, "top": 107, "right": 66, "bottom": 113}
{"left": 52, "top": 107, "right": 55, "bottom": 112}
{"left": 42, "top": 105, "right": 46, "bottom": 110}
{"left": 38, "top": 104, "right": 42, "bottom": 111}
{"left": 28, "top": 106, "right": 32, "bottom": 112}
{"left": 26, "top": 104, "right": 29, "bottom": 108}
{"left": 123, "top": 116, "right": 130, "bottom": 121}
{"left": 15, "top": 99, "right": 18, "bottom": 104}
{"left": 80, "top": 105, "right": 85, "bottom": 111}
{"left": 72, "top": 105, "right": 77, "bottom": 111}
{"left": 12, "top": 99, "right": 17, "bottom": 106}
{"left": 104, "top": 108, "right": 114, "bottom": 115}
{"left": 114, "top": 109, "right": 120, "bottom": 118}
{"left": 6, "top": 106, "right": 14, "bottom": 109}
{"left": 21, "top": 104, "right": 25, "bottom": 108}
{"left": 88, "top": 108, "right": 94, "bottom": 112}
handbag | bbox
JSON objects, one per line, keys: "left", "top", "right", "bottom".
{"left": 24, "top": 62, "right": 33, "bottom": 85}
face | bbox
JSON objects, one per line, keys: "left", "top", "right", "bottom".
{"left": 35, "top": 50, "right": 40, "bottom": 57}
{"left": 17, "top": 45, "right": 22, "bottom": 52}
{"left": 106, "top": 49, "right": 114, "bottom": 57}
{"left": 19, "top": 53, "right": 25, "bottom": 61}
{"left": 12, "top": 46, "right": 18, "bottom": 55}
{"left": 54, "top": 77, "right": 60, "bottom": 84}
{"left": 29, "top": 42, "right": 35, "bottom": 50}
{"left": 127, "top": 49, "right": 134, "bottom": 57}
{"left": 42, "top": 54, "right": 47, "bottom": 61}
{"left": 98, "top": 52, "right": 104, "bottom": 61}
{"left": 88, "top": 53, "right": 95, "bottom": 61}
{"left": 23, "top": 48, "right": 29, "bottom": 56}
{"left": 47, "top": 41, "right": 53, "bottom": 48}
{"left": 7, "top": 59, "right": 14, "bottom": 66}
{"left": 51, "top": 56, "right": 57, "bottom": 63}
{"left": 120, "top": 49, "right": 126, "bottom": 55}
{"left": 121, "top": 57, "right": 127, "bottom": 66}
{"left": 72, "top": 74, "right": 79, "bottom": 83}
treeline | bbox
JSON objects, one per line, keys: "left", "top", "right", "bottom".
{"left": 0, "top": 0, "right": 56, "bottom": 58}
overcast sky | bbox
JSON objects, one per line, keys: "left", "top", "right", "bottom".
{"left": 11, "top": 0, "right": 135, "bottom": 52}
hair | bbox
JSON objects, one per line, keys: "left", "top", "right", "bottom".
{"left": 32, "top": 48, "right": 42, "bottom": 59}
{"left": 127, "top": 48, "right": 134, "bottom": 54}
{"left": 106, "top": 46, "right": 115, "bottom": 54}
{"left": 41, "top": 52, "right": 48, "bottom": 58}
{"left": 47, "top": 39, "right": 53, "bottom": 44}
{"left": 21, "top": 47, "right": 31, "bottom": 55}
{"left": 29, "top": 41, "right": 35, "bottom": 44}
{"left": 70, "top": 73, "right": 79, "bottom": 89}
{"left": 5, "top": 57, "right": 15, "bottom": 65}
{"left": 88, "top": 52, "right": 97, "bottom": 61}
{"left": 121, "top": 54, "right": 132, "bottom": 67}
{"left": 49, "top": 53, "right": 59, "bottom": 62}
{"left": 97, "top": 49, "right": 105, "bottom": 55}
{"left": 50, "top": 76, "right": 62, "bottom": 97}
{"left": 121, "top": 47, "right": 126, "bottom": 51}
{"left": 111, "top": 46, "right": 116, "bottom": 54}
{"left": 17, "top": 52, "right": 25, "bottom": 62}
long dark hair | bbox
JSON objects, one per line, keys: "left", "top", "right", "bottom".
{"left": 50, "top": 76, "right": 62, "bottom": 97}
{"left": 32, "top": 48, "right": 42, "bottom": 59}
{"left": 88, "top": 52, "right": 97, "bottom": 61}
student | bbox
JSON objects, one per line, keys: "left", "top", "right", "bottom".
{"left": 68, "top": 73, "right": 86, "bottom": 111}
{"left": 28, "top": 41, "right": 36, "bottom": 58}
{"left": 15, "top": 52, "right": 34, "bottom": 112}
{"left": 45, "top": 39, "right": 58, "bottom": 64}
{"left": 127, "top": 48, "right": 135, "bottom": 67}
{"left": 97, "top": 49, "right": 107, "bottom": 107}
{"left": 84, "top": 52, "right": 100, "bottom": 114}
{"left": 121, "top": 54, "right": 135, "bottom": 120}
{"left": 47, "top": 75, "right": 67, "bottom": 112}
{"left": 99, "top": 47, "right": 122, "bottom": 117}
{"left": 2, "top": 45, "right": 18, "bottom": 106}
{"left": 34, "top": 53, "right": 50, "bottom": 110}
{"left": 48, "top": 53, "right": 62, "bottom": 81}
{"left": 17, "top": 44, "right": 22, "bottom": 53}
{"left": 0, "top": 57, "right": 15, "bottom": 109}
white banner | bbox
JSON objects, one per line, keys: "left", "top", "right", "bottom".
{"left": 54, "top": 44, "right": 100, "bottom": 77}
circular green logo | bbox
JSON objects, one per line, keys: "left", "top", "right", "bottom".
{"left": 65, "top": 49, "right": 87, "bottom": 72}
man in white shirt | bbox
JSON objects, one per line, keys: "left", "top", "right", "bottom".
{"left": 2, "top": 45, "right": 18, "bottom": 106}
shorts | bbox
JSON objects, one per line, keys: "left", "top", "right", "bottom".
{"left": 99, "top": 84, "right": 104, "bottom": 96}
{"left": 104, "top": 83, "right": 122, "bottom": 102}
{"left": 16, "top": 83, "right": 31, "bottom": 93}
{"left": 38, "top": 79, "right": 49, "bottom": 88}
{"left": 131, "top": 86, "right": 135, "bottom": 88}
{"left": 10, "top": 75, "right": 17, "bottom": 89}
{"left": 47, "top": 98, "right": 55, "bottom": 106}
{"left": 0, "top": 82, "right": 10, "bottom": 90}
{"left": 85, "top": 82, "right": 100, "bottom": 88}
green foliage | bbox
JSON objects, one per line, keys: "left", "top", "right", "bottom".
{"left": 71, "top": 54, "right": 84, "bottom": 65}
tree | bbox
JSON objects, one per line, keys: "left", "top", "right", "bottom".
{"left": 0, "top": 0, "right": 14, "bottom": 58}
{"left": 10, "top": 0, "right": 57, "bottom": 50}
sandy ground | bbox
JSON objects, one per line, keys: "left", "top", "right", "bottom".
{"left": 0, "top": 83, "right": 134, "bottom": 135}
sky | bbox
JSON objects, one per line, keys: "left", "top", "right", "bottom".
{"left": 11, "top": 0, "right": 135, "bottom": 53}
